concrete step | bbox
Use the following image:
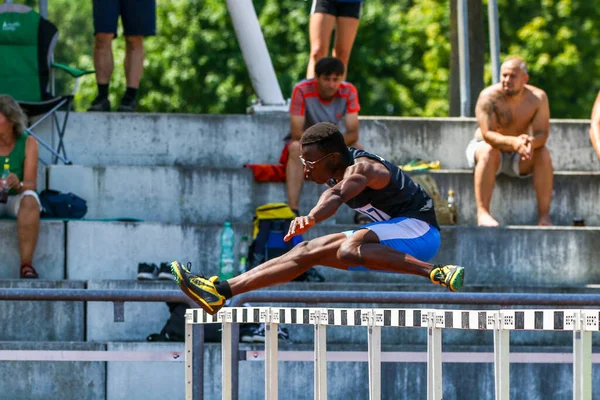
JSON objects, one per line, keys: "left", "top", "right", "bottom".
{"left": 47, "top": 165, "right": 600, "bottom": 225}
{"left": 37, "top": 112, "right": 598, "bottom": 171}
{"left": 64, "top": 221, "right": 600, "bottom": 286}
{"left": 0, "top": 341, "right": 105, "bottom": 400}
{"left": 428, "top": 169, "right": 600, "bottom": 226}
{"left": 0, "top": 220, "right": 65, "bottom": 280}
{"left": 2, "top": 278, "right": 598, "bottom": 346}
{"left": 0, "top": 280, "right": 84, "bottom": 341}
{"left": 0, "top": 341, "right": 592, "bottom": 399}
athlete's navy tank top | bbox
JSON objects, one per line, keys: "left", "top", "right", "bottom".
{"left": 340, "top": 148, "right": 439, "bottom": 230}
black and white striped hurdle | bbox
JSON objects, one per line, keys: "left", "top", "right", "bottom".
{"left": 185, "top": 307, "right": 597, "bottom": 400}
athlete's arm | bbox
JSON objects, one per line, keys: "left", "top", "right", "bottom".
{"left": 284, "top": 160, "right": 389, "bottom": 241}
{"left": 590, "top": 90, "right": 600, "bottom": 161}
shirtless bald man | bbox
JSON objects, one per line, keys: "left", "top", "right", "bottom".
{"left": 467, "top": 57, "right": 553, "bottom": 226}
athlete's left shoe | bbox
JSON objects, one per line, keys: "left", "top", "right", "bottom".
{"left": 170, "top": 261, "right": 226, "bottom": 315}
{"left": 429, "top": 265, "right": 464, "bottom": 292}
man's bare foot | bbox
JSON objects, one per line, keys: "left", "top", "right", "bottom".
{"left": 538, "top": 215, "right": 552, "bottom": 226}
{"left": 477, "top": 212, "right": 500, "bottom": 227}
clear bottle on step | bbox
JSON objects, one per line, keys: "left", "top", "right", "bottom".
{"left": 0, "top": 158, "right": 10, "bottom": 204}
{"left": 447, "top": 189, "right": 457, "bottom": 225}
{"left": 218, "top": 221, "right": 236, "bottom": 280}
{"left": 238, "top": 235, "right": 249, "bottom": 276}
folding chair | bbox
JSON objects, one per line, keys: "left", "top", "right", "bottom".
{"left": 0, "top": 3, "right": 94, "bottom": 165}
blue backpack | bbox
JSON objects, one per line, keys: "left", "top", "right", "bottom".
{"left": 39, "top": 189, "right": 87, "bottom": 219}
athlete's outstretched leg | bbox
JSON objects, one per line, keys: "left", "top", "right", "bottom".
{"left": 170, "top": 233, "right": 348, "bottom": 314}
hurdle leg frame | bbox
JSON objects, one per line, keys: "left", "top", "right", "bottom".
{"left": 314, "top": 320, "right": 328, "bottom": 400}
{"left": 573, "top": 311, "right": 592, "bottom": 400}
{"left": 265, "top": 321, "right": 279, "bottom": 400}
{"left": 494, "top": 311, "right": 510, "bottom": 400}
{"left": 427, "top": 311, "right": 442, "bottom": 400}
{"left": 368, "top": 324, "right": 381, "bottom": 400}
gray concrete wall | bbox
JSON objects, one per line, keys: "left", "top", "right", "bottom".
{"left": 0, "top": 220, "right": 65, "bottom": 279}
{"left": 37, "top": 112, "right": 599, "bottom": 171}
{"left": 47, "top": 165, "right": 600, "bottom": 225}
{"left": 106, "top": 342, "right": 185, "bottom": 400}
{"left": 0, "top": 280, "right": 84, "bottom": 341}
{"left": 200, "top": 343, "right": 600, "bottom": 400}
{"left": 86, "top": 281, "right": 174, "bottom": 342}
{"left": 65, "top": 221, "right": 600, "bottom": 285}
{"left": 0, "top": 342, "right": 105, "bottom": 400}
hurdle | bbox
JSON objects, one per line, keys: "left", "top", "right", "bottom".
{"left": 185, "top": 306, "right": 596, "bottom": 400}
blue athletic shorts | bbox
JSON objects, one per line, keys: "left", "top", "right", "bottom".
{"left": 342, "top": 216, "right": 441, "bottom": 272}
{"left": 93, "top": 0, "right": 157, "bottom": 37}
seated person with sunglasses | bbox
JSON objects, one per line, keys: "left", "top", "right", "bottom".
{"left": 170, "top": 122, "right": 465, "bottom": 315}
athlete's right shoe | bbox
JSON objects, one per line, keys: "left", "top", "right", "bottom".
{"left": 429, "top": 265, "right": 464, "bottom": 292}
{"left": 170, "top": 261, "right": 226, "bottom": 315}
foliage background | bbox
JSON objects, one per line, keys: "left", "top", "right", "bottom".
{"left": 24, "top": 0, "right": 600, "bottom": 118}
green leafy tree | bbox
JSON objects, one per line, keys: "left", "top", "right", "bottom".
{"left": 22, "top": 0, "right": 600, "bottom": 118}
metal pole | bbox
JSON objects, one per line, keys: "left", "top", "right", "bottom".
{"left": 225, "top": 0, "right": 286, "bottom": 109}
{"left": 426, "top": 312, "right": 443, "bottom": 400}
{"left": 192, "top": 324, "right": 204, "bottom": 400}
{"left": 493, "top": 312, "right": 509, "bottom": 400}
{"left": 457, "top": 0, "right": 471, "bottom": 116}
{"left": 40, "top": 0, "right": 48, "bottom": 18}
{"left": 488, "top": 0, "right": 501, "bottom": 83}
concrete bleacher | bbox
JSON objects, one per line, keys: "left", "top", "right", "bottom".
{"left": 0, "top": 112, "right": 598, "bottom": 399}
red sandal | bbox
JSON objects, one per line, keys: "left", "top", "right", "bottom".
{"left": 20, "top": 263, "right": 39, "bottom": 279}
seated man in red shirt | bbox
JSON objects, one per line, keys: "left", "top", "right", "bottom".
{"left": 286, "top": 56, "right": 361, "bottom": 216}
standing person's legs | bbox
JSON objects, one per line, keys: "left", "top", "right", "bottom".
{"left": 286, "top": 140, "right": 305, "bottom": 213}
{"left": 306, "top": 1, "right": 337, "bottom": 79}
{"left": 331, "top": 2, "right": 361, "bottom": 80}
{"left": 118, "top": 0, "right": 156, "bottom": 111}
{"left": 123, "top": 36, "right": 145, "bottom": 89}
{"left": 89, "top": 0, "right": 119, "bottom": 111}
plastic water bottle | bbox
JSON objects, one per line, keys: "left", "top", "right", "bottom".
{"left": 218, "top": 221, "right": 236, "bottom": 280}
{"left": 0, "top": 159, "right": 10, "bottom": 204}
{"left": 238, "top": 235, "right": 249, "bottom": 275}
{"left": 447, "top": 189, "right": 457, "bottom": 225}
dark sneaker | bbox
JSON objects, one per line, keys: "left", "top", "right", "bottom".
{"left": 429, "top": 264, "right": 464, "bottom": 292}
{"left": 137, "top": 263, "right": 158, "bottom": 280}
{"left": 169, "top": 261, "right": 225, "bottom": 315}
{"left": 116, "top": 99, "right": 136, "bottom": 112}
{"left": 292, "top": 267, "right": 325, "bottom": 282}
{"left": 240, "top": 324, "right": 260, "bottom": 343}
{"left": 87, "top": 96, "right": 111, "bottom": 112}
{"left": 250, "top": 324, "right": 292, "bottom": 344}
{"left": 158, "top": 262, "right": 175, "bottom": 281}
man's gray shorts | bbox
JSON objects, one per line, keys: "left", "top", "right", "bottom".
{"left": 465, "top": 139, "right": 531, "bottom": 178}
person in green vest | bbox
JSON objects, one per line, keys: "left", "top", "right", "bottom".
{"left": 0, "top": 95, "right": 41, "bottom": 278}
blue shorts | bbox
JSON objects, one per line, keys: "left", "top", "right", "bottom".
{"left": 343, "top": 217, "right": 441, "bottom": 272}
{"left": 93, "top": 0, "right": 157, "bottom": 37}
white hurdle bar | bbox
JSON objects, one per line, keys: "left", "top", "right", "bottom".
{"left": 186, "top": 307, "right": 598, "bottom": 400}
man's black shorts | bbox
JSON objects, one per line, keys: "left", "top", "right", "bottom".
{"left": 93, "top": 0, "right": 156, "bottom": 37}
{"left": 311, "top": 0, "right": 363, "bottom": 19}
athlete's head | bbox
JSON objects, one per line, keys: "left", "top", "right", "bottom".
{"left": 300, "top": 122, "right": 349, "bottom": 184}
{"left": 500, "top": 57, "right": 529, "bottom": 96}
{"left": 314, "top": 57, "right": 345, "bottom": 100}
